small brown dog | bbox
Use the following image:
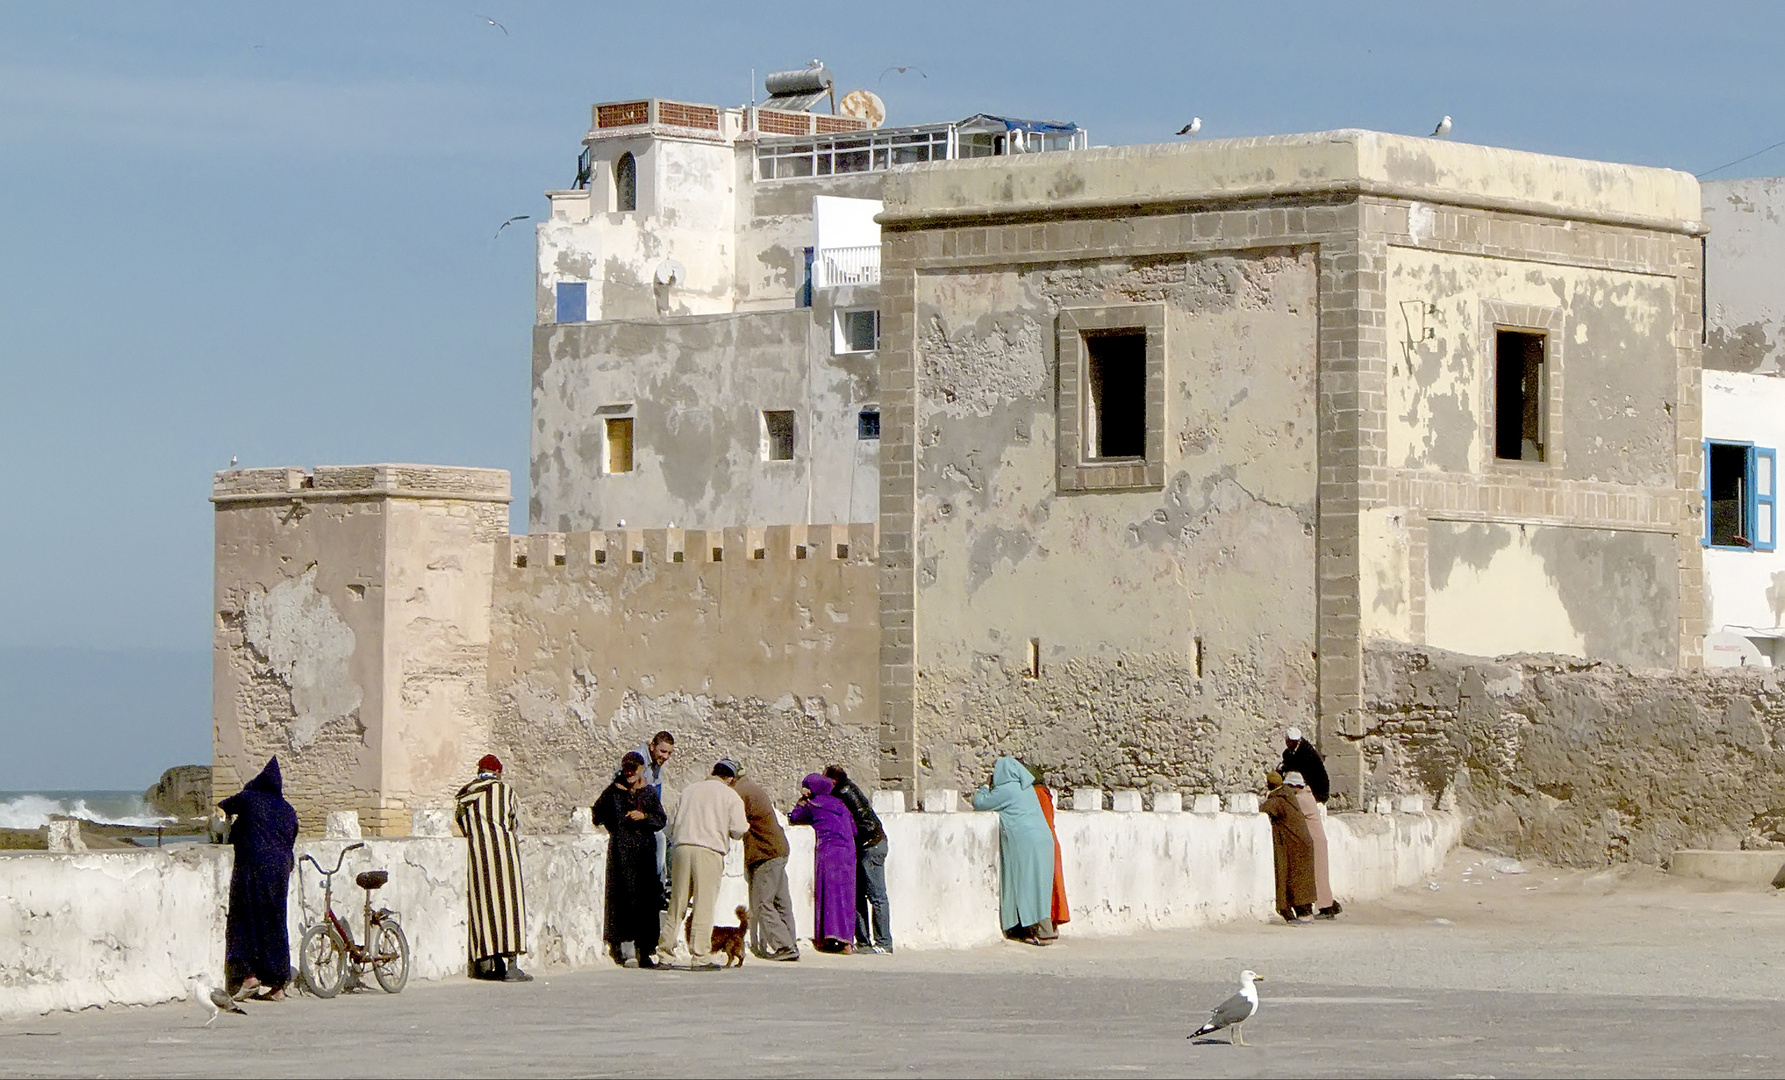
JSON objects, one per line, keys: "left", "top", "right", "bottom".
{"left": 686, "top": 905, "right": 750, "bottom": 968}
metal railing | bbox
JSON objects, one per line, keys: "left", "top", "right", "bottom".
{"left": 813, "top": 245, "right": 881, "bottom": 289}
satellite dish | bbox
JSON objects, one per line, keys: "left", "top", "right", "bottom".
{"left": 838, "top": 89, "right": 886, "bottom": 129}
{"left": 654, "top": 259, "right": 685, "bottom": 287}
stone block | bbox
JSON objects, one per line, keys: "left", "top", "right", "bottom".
{"left": 568, "top": 807, "right": 596, "bottom": 834}
{"left": 1192, "top": 794, "right": 1223, "bottom": 815}
{"left": 871, "top": 790, "right": 906, "bottom": 815}
{"left": 1071, "top": 788, "right": 1105, "bottom": 812}
{"left": 1398, "top": 794, "right": 1427, "bottom": 814}
{"left": 47, "top": 820, "right": 85, "bottom": 852}
{"left": 410, "top": 808, "right": 452, "bottom": 838}
{"left": 920, "top": 789, "right": 958, "bottom": 813}
{"left": 1111, "top": 789, "right": 1144, "bottom": 813}
{"left": 1223, "top": 793, "right": 1260, "bottom": 814}
{"left": 324, "top": 811, "right": 362, "bottom": 839}
{"left": 1668, "top": 849, "right": 1785, "bottom": 885}
{"left": 1371, "top": 796, "right": 1395, "bottom": 815}
{"left": 1152, "top": 792, "right": 1184, "bottom": 813}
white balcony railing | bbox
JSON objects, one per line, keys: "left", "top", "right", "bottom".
{"left": 813, "top": 244, "right": 880, "bottom": 289}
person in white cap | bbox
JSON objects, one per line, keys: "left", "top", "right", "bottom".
{"left": 1278, "top": 729, "right": 1339, "bottom": 918}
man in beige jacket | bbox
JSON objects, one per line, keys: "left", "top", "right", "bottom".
{"left": 656, "top": 759, "right": 748, "bottom": 969}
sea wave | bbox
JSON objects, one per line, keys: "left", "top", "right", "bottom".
{"left": 0, "top": 793, "right": 175, "bottom": 830}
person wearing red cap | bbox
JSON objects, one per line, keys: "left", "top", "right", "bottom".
{"left": 455, "top": 754, "right": 531, "bottom": 981}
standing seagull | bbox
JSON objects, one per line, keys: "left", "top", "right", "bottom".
{"left": 1430, "top": 115, "right": 1452, "bottom": 138}
{"left": 1188, "top": 969, "right": 1263, "bottom": 1045}
{"left": 1176, "top": 117, "right": 1202, "bottom": 137}
{"left": 196, "top": 980, "right": 245, "bottom": 1026}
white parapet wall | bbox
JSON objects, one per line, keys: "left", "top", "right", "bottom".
{"left": 0, "top": 805, "right": 1458, "bottom": 1016}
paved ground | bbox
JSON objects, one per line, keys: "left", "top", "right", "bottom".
{"left": 5, "top": 849, "right": 1784, "bottom": 1078}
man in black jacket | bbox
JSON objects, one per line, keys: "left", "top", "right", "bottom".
{"left": 1278, "top": 726, "right": 1330, "bottom": 804}
{"left": 824, "top": 765, "right": 892, "bottom": 953}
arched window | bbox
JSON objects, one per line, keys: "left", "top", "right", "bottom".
{"left": 614, "top": 152, "right": 637, "bottom": 212}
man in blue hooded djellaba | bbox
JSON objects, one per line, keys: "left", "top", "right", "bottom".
{"left": 218, "top": 756, "right": 299, "bottom": 999}
{"left": 970, "top": 757, "right": 1056, "bottom": 945}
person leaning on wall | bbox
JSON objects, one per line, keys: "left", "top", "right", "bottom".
{"left": 824, "top": 765, "right": 892, "bottom": 954}
{"left": 1279, "top": 727, "right": 1340, "bottom": 919}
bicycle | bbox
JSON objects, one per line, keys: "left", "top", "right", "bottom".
{"left": 297, "top": 842, "right": 411, "bottom": 998}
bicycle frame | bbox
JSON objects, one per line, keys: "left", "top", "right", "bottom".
{"left": 299, "top": 843, "right": 402, "bottom": 966}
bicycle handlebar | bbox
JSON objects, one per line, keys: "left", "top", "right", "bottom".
{"left": 300, "top": 841, "right": 368, "bottom": 882}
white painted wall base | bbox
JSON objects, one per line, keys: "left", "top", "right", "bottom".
{"left": 0, "top": 808, "right": 1459, "bottom": 1018}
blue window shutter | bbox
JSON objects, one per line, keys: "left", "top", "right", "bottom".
{"left": 555, "top": 281, "right": 587, "bottom": 323}
{"left": 1702, "top": 439, "right": 1713, "bottom": 547}
{"left": 1756, "top": 446, "right": 1777, "bottom": 551}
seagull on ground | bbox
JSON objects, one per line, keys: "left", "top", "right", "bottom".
{"left": 1188, "top": 969, "right": 1263, "bottom": 1045}
{"left": 880, "top": 66, "right": 927, "bottom": 80}
{"left": 196, "top": 981, "right": 245, "bottom": 1026}
{"left": 1430, "top": 115, "right": 1452, "bottom": 138}
{"left": 1177, "top": 117, "right": 1202, "bottom": 137}
{"left": 477, "top": 14, "right": 508, "bottom": 35}
{"left": 494, "top": 215, "right": 530, "bottom": 239}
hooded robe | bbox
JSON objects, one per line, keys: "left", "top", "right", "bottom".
{"left": 1260, "top": 783, "right": 1318, "bottom": 915}
{"left": 787, "top": 773, "right": 857, "bottom": 946}
{"left": 1033, "top": 783, "right": 1071, "bottom": 928}
{"left": 218, "top": 757, "right": 299, "bottom": 988}
{"left": 592, "top": 776, "right": 667, "bottom": 951}
{"left": 455, "top": 772, "right": 527, "bottom": 962}
{"left": 971, "top": 758, "right": 1055, "bottom": 933}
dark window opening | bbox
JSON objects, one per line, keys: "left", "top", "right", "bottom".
{"left": 858, "top": 409, "right": 881, "bottom": 440}
{"left": 1494, "top": 330, "right": 1546, "bottom": 462}
{"left": 838, "top": 309, "right": 879, "bottom": 352}
{"left": 1709, "top": 442, "right": 1751, "bottom": 547}
{"left": 605, "top": 417, "right": 634, "bottom": 474}
{"left": 1085, "top": 331, "right": 1148, "bottom": 459}
{"left": 764, "top": 410, "right": 796, "bottom": 461}
{"left": 615, "top": 152, "right": 637, "bottom": 212}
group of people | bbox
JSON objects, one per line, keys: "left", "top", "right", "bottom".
{"left": 1259, "top": 727, "right": 1343, "bottom": 924}
{"left": 591, "top": 731, "right": 894, "bottom": 970}
{"left": 206, "top": 725, "right": 1343, "bottom": 995}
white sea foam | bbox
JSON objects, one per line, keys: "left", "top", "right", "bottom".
{"left": 0, "top": 793, "right": 173, "bottom": 830}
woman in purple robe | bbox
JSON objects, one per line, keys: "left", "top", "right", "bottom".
{"left": 788, "top": 772, "right": 857, "bottom": 953}
{"left": 218, "top": 757, "right": 299, "bottom": 999}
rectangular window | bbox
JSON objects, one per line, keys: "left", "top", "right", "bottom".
{"left": 799, "top": 248, "right": 814, "bottom": 309}
{"left": 605, "top": 417, "right": 634, "bottom": 474}
{"left": 555, "top": 281, "right": 587, "bottom": 324}
{"left": 763, "top": 410, "right": 796, "bottom": 461}
{"left": 835, "top": 309, "right": 879, "bottom": 354}
{"left": 1705, "top": 441, "right": 1778, "bottom": 550}
{"left": 858, "top": 409, "right": 881, "bottom": 440}
{"left": 1084, "top": 331, "right": 1148, "bottom": 459}
{"left": 1494, "top": 330, "right": 1546, "bottom": 461}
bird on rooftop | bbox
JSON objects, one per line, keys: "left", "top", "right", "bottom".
{"left": 1188, "top": 969, "right": 1263, "bottom": 1045}
{"left": 477, "top": 14, "right": 508, "bottom": 35}
{"left": 197, "top": 981, "right": 245, "bottom": 1026}
{"left": 494, "top": 215, "right": 530, "bottom": 239}
{"left": 228, "top": 455, "right": 238, "bottom": 468}
{"left": 1430, "top": 115, "right": 1452, "bottom": 138}
{"left": 880, "top": 66, "right": 928, "bottom": 81}
{"left": 1177, "top": 117, "right": 1202, "bottom": 137}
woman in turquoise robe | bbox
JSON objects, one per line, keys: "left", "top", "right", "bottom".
{"left": 970, "top": 757, "right": 1056, "bottom": 944}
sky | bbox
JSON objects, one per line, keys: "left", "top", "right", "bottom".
{"left": 5, "top": 1, "right": 1785, "bottom": 789}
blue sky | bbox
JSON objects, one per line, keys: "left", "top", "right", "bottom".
{"left": 4, "top": 1, "right": 1783, "bottom": 788}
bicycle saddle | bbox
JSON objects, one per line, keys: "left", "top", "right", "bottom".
{"left": 355, "top": 870, "right": 389, "bottom": 890}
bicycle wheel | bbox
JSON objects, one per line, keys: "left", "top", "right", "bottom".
{"left": 299, "top": 923, "right": 348, "bottom": 999}
{"left": 370, "top": 918, "right": 410, "bottom": 994}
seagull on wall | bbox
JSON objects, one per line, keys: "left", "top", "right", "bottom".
{"left": 228, "top": 456, "right": 238, "bottom": 468}
{"left": 1188, "top": 970, "right": 1263, "bottom": 1045}
{"left": 1177, "top": 117, "right": 1202, "bottom": 137}
{"left": 1430, "top": 115, "right": 1453, "bottom": 138}
{"left": 880, "top": 66, "right": 928, "bottom": 81}
{"left": 494, "top": 215, "right": 530, "bottom": 239}
{"left": 477, "top": 14, "right": 508, "bottom": 35}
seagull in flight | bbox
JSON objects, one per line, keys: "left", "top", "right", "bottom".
{"left": 1430, "top": 115, "right": 1452, "bottom": 138}
{"left": 494, "top": 215, "right": 530, "bottom": 239}
{"left": 1188, "top": 969, "right": 1263, "bottom": 1045}
{"left": 1177, "top": 117, "right": 1202, "bottom": 137}
{"left": 477, "top": 14, "right": 508, "bottom": 35}
{"left": 880, "top": 66, "right": 927, "bottom": 80}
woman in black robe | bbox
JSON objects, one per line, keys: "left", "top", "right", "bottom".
{"left": 592, "top": 752, "right": 667, "bottom": 968}
{"left": 218, "top": 756, "right": 299, "bottom": 998}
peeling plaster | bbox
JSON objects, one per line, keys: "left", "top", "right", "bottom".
{"left": 243, "top": 567, "right": 362, "bottom": 750}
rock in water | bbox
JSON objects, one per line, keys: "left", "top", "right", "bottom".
{"left": 145, "top": 765, "right": 212, "bottom": 819}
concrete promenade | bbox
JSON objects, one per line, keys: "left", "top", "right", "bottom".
{"left": 3, "top": 850, "right": 1782, "bottom": 1078}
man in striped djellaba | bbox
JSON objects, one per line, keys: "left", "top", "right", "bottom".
{"left": 455, "top": 754, "right": 532, "bottom": 982}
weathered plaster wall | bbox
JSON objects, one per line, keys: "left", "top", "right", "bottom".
{"left": 212, "top": 466, "right": 509, "bottom": 834}
{"left": 738, "top": 173, "right": 884, "bottom": 309}
{"left": 530, "top": 308, "right": 878, "bottom": 532}
{"left": 1424, "top": 521, "right": 1678, "bottom": 668}
{"left": 907, "top": 251, "right": 1320, "bottom": 794}
{"left": 1702, "top": 370, "right": 1785, "bottom": 655}
{"left": 1704, "top": 178, "right": 1785, "bottom": 376}
{"left": 486, "top": 526, "right": 880, "bottom": 828}
{"left": 1362, "top": 643, "right": 1785, "bottom": 865}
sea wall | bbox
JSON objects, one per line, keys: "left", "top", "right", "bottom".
{"left": 0, "top": 804, "right": 1457, "bottom": 1017}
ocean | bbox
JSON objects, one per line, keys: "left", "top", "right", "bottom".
{"left": 0, "top": 791, "right": 174, "bottom": 830}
